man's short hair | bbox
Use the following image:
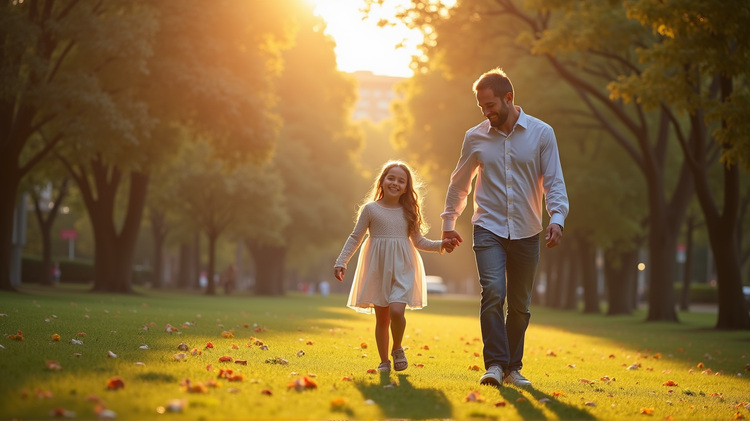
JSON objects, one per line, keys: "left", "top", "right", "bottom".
{"left": 473, "top": 68, "right": 514, "bottom": 100}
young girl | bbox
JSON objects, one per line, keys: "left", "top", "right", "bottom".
{"left": 334, "top": 161, "right": 455, "bottom": 372}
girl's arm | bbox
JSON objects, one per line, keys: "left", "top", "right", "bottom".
{"left": 411, "top": 231, "right": 454, "bottom": 254}
{"left": 334, "top": 205, "right": 371, "bottom": 270}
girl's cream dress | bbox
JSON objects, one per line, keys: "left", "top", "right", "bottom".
{"left": 335, "top": 201, "right": 443, "bottom": 314}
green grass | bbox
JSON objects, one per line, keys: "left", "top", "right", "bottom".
{"left": 1, "top": 285, "right": 748, "bottom": 420}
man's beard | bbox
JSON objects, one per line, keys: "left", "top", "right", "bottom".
{"left": 488, "top": 102, "right": 509, "bottom": 128}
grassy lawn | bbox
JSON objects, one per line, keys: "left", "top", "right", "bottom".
{"left": 1, "top": 285, "right": 748, "bottom": 420}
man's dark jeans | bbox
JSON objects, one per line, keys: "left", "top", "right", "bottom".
{"left": 473, "top": 225, "right": 540, "bottom": 373}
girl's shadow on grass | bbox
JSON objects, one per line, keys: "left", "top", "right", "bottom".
{"left": 354, "top": 372, "right": 452, "bottom": 419}
{"left": 498, "top": 386, "right": 595, "bottom": 420}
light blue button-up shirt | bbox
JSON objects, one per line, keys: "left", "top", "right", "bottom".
{"left": 441, "top": 107, "right": 569, "bottom": 240}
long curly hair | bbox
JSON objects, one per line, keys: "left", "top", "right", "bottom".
{"left": 361, "top": 160, "right": 429, "bottom": 236}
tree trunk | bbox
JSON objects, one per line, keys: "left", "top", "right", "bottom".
{"left": 578, "top": 235, "right": 599, "bottom": 314}
{"left": 246, "top": 240, "right": 286, "bottom": 296}
{"left": 149, "top": 208, "right": 168, "bottom": 289}
{"left": 31, "top": 179, "right": 69, "bottom": 286}
{"left": 543, "top": 247, "right": 561, "bottom": 308}
{"left": 680, "top": 214, "right": 696, "bottom": 311}
{"left": 65, "top": 156, "right": 149, "bottom": 294}
{"left": 605, "top": 247, "right": 638, "bottom": 315}
{"left": 177, "top": 242, "right": 193, "bottom": 288}
{"left": 563, "top": 246, "right": 577, "bottom": 310}
{"left": 0, "top": 170, "right": 21, "bottom": 292}
{"left": 205, "top": 232, "right": 218, "bottom": 295}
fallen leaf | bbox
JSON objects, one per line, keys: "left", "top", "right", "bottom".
{"left": 205, "top": 342, "right": 214, "bottom": 349}
{"left": 464, "top": 390, "right": 485, "bottom": 402}
{"left": 174, "top": 353, "right": 187, "bottom": 361}
{"left": 232, "top": 344, "right": 239, "bottom": 349}
{"left": 414, "top": 364, "right": 425, "bottom": 368}
{"left": 218, "top": 369, "right": 234, "bottom": 379}
{"left": 494, "top": 401, "right": 507, "bottom": 407}
{"left": 228, "top": 374, "right": 244, "bottom": 382}
{"left": 218, "top": 356, "right": 233, "bottom": 362}
{"left": 49, "top": 407, "right": 76, "bottom": 418}
{"left": 468, "top": 365, "right": 482, "bottom": 371}
{"left": 163, "top": 398, "right": 187, "bottom": 413}
{"left": 421, "top": 345, "right": 430, "bottom": 350}
{"left": 107, "top": 351, "right": 117, "bottom": 359}
{"left": 697, "top": 362, "right": 705, "bottom": 369}
{"left": 366, "top": 368, "right": 377, "bottom": 374}
{"left": 663, "top": 380, "right": 678, "bottom": 386}
{"left": 516, "top": 397, "right": 527, "bottom": 402}
{"left": 579, "top": 379, "right": 594, "bottom": 384}
{"left": 261, "top": 389, "right": 272, "bottom": 396}
{"left": 297, "top": 350, "right": 305, "bottom": 357}
{"left": 640, "top": 407, "right": 654, "bottom": 415}
{"left": 234, "top": 360, "right": 247, "bottom": 365}
{"left": 46, "top": 360, "right": 62, "bottom": 371}
{"left": 553, "top": 391, "right": 565, "bottom": 398}
{"left": 361, "top": 342, "right": 368, "bottom": 349}
{"left": 52, "top": 334, "right": 60, "bottom": 342}
{"left": 106, "top": 377, "right": 125, "bottom": 390}
{"left": 546, "top": 349, "right": 557, "bottom": 357}
{"left": 331, "top": 397, "right": 347, "bottom": 408}
{"left": 190, "top": 348, "right": 201, "bottom": 356}
{"left": 177, "top": 343, "right": 189, "bottom": 351}
{"left": 8, "top": 330, "right": 23, "bottom": 341}
{"left": 306, "top": 341, "right": 314, "bottom": 345}
{"left": 342, "top": 376, "right": 353, "bottom": 381}
{"left": 77, "top": 332, "right": 86, "bottom": 337}
{"left": 288, "top": 376, "right": 318, "bottom": 391}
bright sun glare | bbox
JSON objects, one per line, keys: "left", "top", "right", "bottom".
{"left": 307, "top": 0, "right": 423, "bottom": 78}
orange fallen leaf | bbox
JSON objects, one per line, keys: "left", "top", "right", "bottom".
{"left": 331, "top": 397, "right": 347, "bottom": 408}
{"left": 254, "top": 327, "right": 262, "bottom": 332}
{"left": 221, "top": 331, "right": 234, "bottom": 338}
{"left": 177, "top": 343, "right": 189, "bottom": 351}
{"left": 663, "top": 380, "right": 678, "bottom": 386}
{"left": 546, "top": 349, "right": 557, "bottom": 357}
{"left": 191, "top": 348, "right": 201, "bottom": 356}
{"left": 306, "top": 341, "right": 314, "bottom": 345}
{"left": 46, "top": 360, "right": 62, "bottom": 371}
{"left": 579, "top": 379, "right": 594, "bottom": 384}
{"left": 733, "top": 412, "right": 745, "bottom": 420}
{"left": 205, "top": 342, "right": 214, "bottom": 349}
{"left": 218, "top": 356, "right": 233, "bottom": 362}
{"left": 106, "top": 377, "right": 125, "bottom": 390}
{"left": 653, "top": 353, "right": 662, "bottom": 359}
{"left": 8, "top": 330, "right": 23, "bottom": 341}
{"left": 49, "top": 407, "right": 76, "bottom": 418}
{"left": 494, "top": 401, "right": 507, "bottom": 407}
{"left": 206, "top": 364, "right": 213, "bottom": 371}
{"left": 366, "top": 368, "right": 377, "bottom": 374}
{"left": 516, "top": 397, "right": 527, "bottom": 402}
{"left": 51, "top": 334, "right": 60, "bottom": 342}
{"left": 464, "top": 390, "right": 485, "bottom": 402}
{"left": 640, "top": 407, "right": 654, "bottom": 415}
{"left": 77, "top": 332, "right": 86, "bottom": 337}
{"left": 232, "top": 344, "right": 239, "bottom": 349}
{"left": 697, "top": 362, "right": 705, "bottom": 368}
{"left": 553, "top": 391, "right": 565, "bottom": 398}
{"left": 414, "top": 364, "right": 425, "bottom": 368}
{"left": 342, "top": 376, "right": 353, "bottom": 381}
{"left": 468, "top": 365, "right": 482, "bottom": 371}
{"left": 261, "top": 389, "right": 272, "bottom": 395}
{"left": 421, "top": 345, "right": 430, "bottom": 350}
{"left": 360, "top": 342, "right": 368, "bottom": 349}
{"left": 218, "top": 369, "right": 234, "bottom": 379}
{"left": 287, "top": 376, "right": 318, "bottom": 391}
{"left": 228, "top": 374, "right": 244, "bottom": 382}
{"left": 235, "top": 360, "right": 247, "bottom": 365}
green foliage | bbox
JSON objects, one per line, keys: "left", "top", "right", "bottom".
{"left": 0, "top": 287, "right": 747, "bottom": 420}
{"left": 21, "top": 256, "right": 94, "bottom": 284}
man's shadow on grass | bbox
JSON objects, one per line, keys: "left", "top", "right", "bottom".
{"left": 354, "top": 372, "right": 452, "bottom": 419}
{"left": 496, "top": 385, "right": 595, "bottom": 420}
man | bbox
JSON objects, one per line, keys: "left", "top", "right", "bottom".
{"left": 442, "top": 68, "right": 568, "bottom": 387}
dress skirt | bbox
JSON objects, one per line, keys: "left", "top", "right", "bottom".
{"left": 347, "top": 235, "right": 428, "bottom": 314}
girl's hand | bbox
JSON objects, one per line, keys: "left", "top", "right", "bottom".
{"left": 441, "top": 238, "right": 457, "bottom": 253}
{"left": 334, "top": 267, "right": 345, "bottom": 282}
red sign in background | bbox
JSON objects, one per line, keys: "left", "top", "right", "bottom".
{"left": 60, "top": 229, "right": 78, "bottom": 240}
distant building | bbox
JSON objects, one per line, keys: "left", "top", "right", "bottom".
{"left": 348, "top": 71, "right": 405, "bottom": 122}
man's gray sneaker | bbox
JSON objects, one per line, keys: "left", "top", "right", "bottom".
{"left": 479, "top": 365, "right": 503, "bottom": 386}
{"left": 503, "top": 370, "right": 532, "bottom": 386}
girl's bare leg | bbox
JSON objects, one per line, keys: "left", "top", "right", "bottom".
{"left": 373, "top": 305, "right": 391, "bottom": 364}
{"left": 389, "top": 302, "right": 407, "bottom": 351}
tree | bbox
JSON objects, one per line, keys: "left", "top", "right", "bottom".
{"left": 612, "top": 0, "right": 750, "bottom": 329}
{"left": 169, "top": 140, "right": 288, "bottom": 296}
{"left": 52, "top": 1, "right": 296, "bottom": 293}
{"left": 386, "top": 0, "right": 695, "bottom": 323}
{"left": 0, "top": 0, "right": 157, "bottom": 291}
{"left": 247, "top": 3, "right": 363, "bottom": 296}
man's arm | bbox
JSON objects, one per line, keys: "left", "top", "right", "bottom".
{"left": 441, "top": 131, "right": 478, "bottom": 249}
{"left": 540, "top": 127, "right": 569, "bottom": 248}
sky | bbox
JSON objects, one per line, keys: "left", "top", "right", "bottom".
{"left": 308, "top": 0, "right": 423, "bottom": 78}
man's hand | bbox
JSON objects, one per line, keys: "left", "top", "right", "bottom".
{"left": 545, "top": 223, "right": 563, "bottom": 248}
{"left": 334, "top": 267, "right": 345, "bottom": 282}
{"left": 442, "top": 230, "right": 463, "bottom": 253}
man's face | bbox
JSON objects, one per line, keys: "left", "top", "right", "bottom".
{"left": 476, "top": 87, "right": 510, "bottom": 128}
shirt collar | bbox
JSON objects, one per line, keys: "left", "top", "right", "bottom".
{"left": 486, "top": 106, "right": 527, "bottom": 135}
